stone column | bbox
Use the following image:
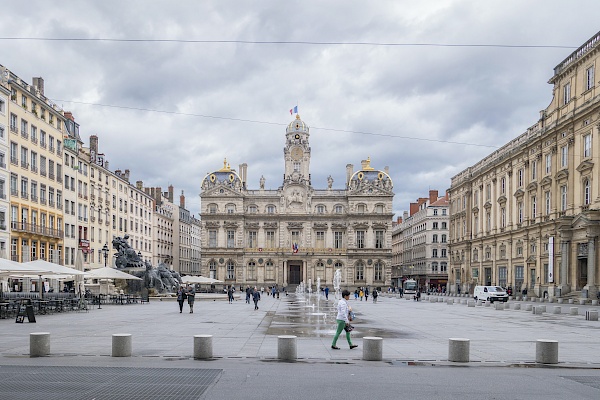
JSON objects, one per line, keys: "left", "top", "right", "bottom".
{"left": 584, "top": 235, "right": 597, "bottom": 297}
{"left": 560, "top": 239, "right": 569, "bottom": 295}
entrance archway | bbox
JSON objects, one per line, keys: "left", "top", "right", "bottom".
{"left": 288, "top": 262, "right": 302, "bottom": 284}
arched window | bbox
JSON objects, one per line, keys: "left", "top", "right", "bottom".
{"left": 355, "top": 261, "right": 364, "bottom": 281}
{"left": 226, "top": 261, "right": 235, "bottom": 279}
{"left": 247, "top": 261, "right": 256, "bottom": 280}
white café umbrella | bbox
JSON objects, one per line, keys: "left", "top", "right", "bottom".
{"left": 86, "top": 267, "right": 143, "bottom": 296}
{"left": 25, "top": 259, "right": 87, "bottom": 276}
{"left": 181, "top": 275, "right": 223, "bottom": 284}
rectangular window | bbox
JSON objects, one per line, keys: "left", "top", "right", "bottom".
{"left": 501, "top": 208, "right": 506, "bottom": 228}
{"left": 518, "top": 169, "right": 523, "bottom": 187}
{"left": 375, "top": 230, "right": 384, "bottom": 249}
{"left": 208, "top": 230, "right": 217, "bottom": 248}
{"left": 561, "top": 145, "right": 568, "bottom": 167}
{"left": 498, "top": 267, "right": 507, "bottom": 287}
{"left": 561, "top": 185, "right": 567, "bottom": 211}
{"left": 501, "top": 178, "right": 505, "bottom": 194}
{"left": 587, "top": 66, "right": 595, "bottom": 91}
{"left": 584, "top": 134, "right": 592, "bottom": 158}
{"left": 545, "top": 154, "right": 551, "bottom": 174}
{"left": 315, "top": 231, "right": 325, "bottom": 248}
{"left": 545, "top": 191, "right": 551, "bottom": 215}
{"left": 227, "top": 230, "right": 235, "bottom": 248}
{"left": 355, "top": 264, "right": 364, "bottom": 280}
{"left": 356, "top": 230, "right": 365, "bottom": 249}
{"left": 563, "top": 82, "right": 571, "bottom": 105}
{"left": 334, "top": 231, "right": 343, "bottom": 249}
{"left": 518, "top": 202, "right": 523, "bottom": 223}
{"left": 486, "top": 184, "right": 491, "bottom": 200}
{"left": 247, "top": 231, "right": 257, "bottom": 248}
{"left": 266, "top": 231, "right": 275, "bottom": 248}
{"left": 531, "top": 160, "right": 537, "bottom": 181}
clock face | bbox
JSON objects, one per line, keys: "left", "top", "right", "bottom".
{"left": 291, "top": 147, "right": 303, "bottom": 161}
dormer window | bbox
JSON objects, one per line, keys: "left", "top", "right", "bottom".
{"left": 316, "top": 205, "right": 325, "bottom": 214}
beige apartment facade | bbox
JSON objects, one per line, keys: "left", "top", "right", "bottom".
{"left": 0, "top": 78, "right": 10, "bottom": 261}
{"left": 448, "top": 30, "right": 600, "bottom": 299}
{"left": 3, "top": 72, "right": 65, "bottom": 265}
{"left": 199, "top": 115, "right": 394, "bottom": 290}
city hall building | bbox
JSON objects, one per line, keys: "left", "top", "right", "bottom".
{"left": 199, "top": 114, "right": 394, "bottom": 290}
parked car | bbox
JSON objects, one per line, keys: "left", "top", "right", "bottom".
{"left": 473, "top": 286, "right": 508, "bottom": 303}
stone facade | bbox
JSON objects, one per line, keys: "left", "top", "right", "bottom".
{"left": 448, "top": 30, "right": 600, "bottom": 298}
{"left": 199, "top": 115, "right": 394, "bottom": 289}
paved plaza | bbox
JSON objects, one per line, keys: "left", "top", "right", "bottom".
{"left": 0, "top": 291, "right": 599, "bottom": 365}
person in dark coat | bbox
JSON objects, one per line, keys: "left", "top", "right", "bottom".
{"left": 176, "top": 286, "right": 186, "bottom": 313}
{"left": 187, "top": 285, "right": 195, "bottom": 313}
{"left": 252, "top": 287, "right": 261, "bottom": 310}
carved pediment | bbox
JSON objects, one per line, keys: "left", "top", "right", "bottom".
{"left": 287, "top": 222, "right": 304, "bottom": 229}
{"left": 555, "top": 169, "right": 569, "bottom": 181}
{"left": 313, "top": 222, "right": 328, "bottom": 228}
{"left": 527, "top": 182, "right": 538, "bottom": 191}
{"left": 372, "top": 222, "right": 388, "bottom": 229}
{"left": 576, "top": 160, "right": 594, "bottom": 173}
{"left": 263, "top": 222, "right": 278, "bottom": 228}
{"left": 245, "top": 222, "right": 260, "bottom": 229}
{"left": 540, "top": 176, "right": 552, "bottom": 187}
{"left": 497, "top": 195, "right": 507, "bottom": 205}
{"left": 331, "top": 222, "right": 347, "bottom": 229}
{"left": 202, "top": 184, "right": 244, "bottom": 197}
{"left": 352, "top": 221, "right": 369, "bottom": 229}
{"left": 526, "top": 255, "right": 536, "bottom": 263}
{"left": 205, "top": 221, "right": 221, "bottom": 228}
{"left": 513, "top": 188, "right": 524, "bottom": 199}
{"left": 224, "top": 222, "right": 239, "bottom": 228}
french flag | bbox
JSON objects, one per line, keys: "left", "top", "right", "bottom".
{"left": 289, "top": 105, "right": 298, "bottom": 115}
{"left": 292, "top": 243, "right": 299, "bottom": 253}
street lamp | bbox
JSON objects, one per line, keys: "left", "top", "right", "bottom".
{"left": 99, "top": 243, "right": 109, "bottom": 309}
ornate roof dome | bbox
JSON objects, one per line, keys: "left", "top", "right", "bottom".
{"left": 201, "top": 159, "right": 243, "bottom": 189}
{"left": 349, "top": 157, "right": 393, "bottom": 187}
{"left": 286, "top": 114, "right": 309, "bottom": 134}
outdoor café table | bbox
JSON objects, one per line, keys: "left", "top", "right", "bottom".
{"left": 32, "top": 299, "right": 49, "bottom": 315}
{"left": 48, "top": 299, "right": 64, "bottom": 312}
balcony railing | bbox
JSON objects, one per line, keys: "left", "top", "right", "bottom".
{"left": 10, "top": 157, "right": 18, "bottom": 166}
{"left": 10, "top": 221, "right": 63, "bottom": 238}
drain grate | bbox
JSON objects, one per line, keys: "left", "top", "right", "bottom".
{"left": 562, "top": 376, "right": 600, "bottom": 390}
{"left": 0, "top": 365, "right": 222, "bottom": 399}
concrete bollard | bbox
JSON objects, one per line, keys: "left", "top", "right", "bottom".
{"left": 579, "top": 299, "right": 586, "bottom": 305}
{"left": 362, "top": 336, "right": 383, "bottom": 361}
{"left": 531, "top": 298, "right": 536, "bottom": 302}
{"left": 484, "top": 301, "right": 491, "bottom": 307}
{"left": 538, "top": 305, "right": 546, "bottom": 312}
{"left": 467, "top": 300, "right": 475, "bottom": 307}
{"left": 461, "top": 299, "right": 467, "bottom": 305}
{"left": 504, "top": 302, "right": 511, "bottom": 309}
{"left": 278, "top": 335, "right": 297, "bottom": 360}
{"left": 30, "top": 332, "right": 50, "bottom": 357}
{"left": 476, "top": 300, "right": 483, "bottom": 306}
{"left": 513, "top": 303, "right": 521, "bottom": 310}
{"left": 448, "top": 338, "right": 470, "bottom": 362}
{"left": 525, "top": 304, "right": 533, "bottom": 311}
{"left": 112, "top": 334, "right": 132, "bottom": 357}
{"left": 557, "top": 298, "right": 564, "bottom": 304}
{"left": 548, "top": 298, "right": 554, "bottom": 303}
{"left": 585, "top": 310, "right": 598, "bottom": 321}
{"left": 533, "top": 306, "right": 544, "bottom": 315}
{"left": 592, "top": 300, "right": 599, "bottom": 306}
{"left": 536, "top": 339, "right": 558, "bottom": 364}
{"left": 553, "top": 306, "right": 561, "bottom": 315}
{"left": 193, "top": 335, "right": 213, "bottom": 359}
{"left": 568, "top": 299, "right": 574, "bottom": 304}
{"left": 495, "top": 302, "right": 504, "bottom": 310}
{"left": 570, "top": 307, "right": 579, "bottom": 316}
{"left": 430, "top": 298, "right": 437, "bottom": 303}
{"left": 446, "top": 299, "right": 454, "bottom": 305}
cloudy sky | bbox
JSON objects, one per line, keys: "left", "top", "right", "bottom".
{"left": 1, "top": 1, "right": 599, "bottom": 218}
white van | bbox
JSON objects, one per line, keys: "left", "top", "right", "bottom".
{"left": 473, "top": 286, "right": 508, "bottom": 303}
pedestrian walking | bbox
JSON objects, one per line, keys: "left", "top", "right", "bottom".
{"left": 373, "top": 289, "right": 378, "bottom": 303}
{"left": 324, "top": 286, "right": 329, "bottom": 300}
{"left": 227, "top": 286, "right": 234, "bottom": 303}
{"left": 331, "top": 289, "right": 357, "bottom": 350}
{"left": 245, "top": 285, "right": 251, "bottom": 304}
{"left": 365, "top": 287, "right": 369, "bottom": 302}
{"left": 176, "top": 286, "right": 186, "bottom": 313}
{"left": 354, "top": 289, "right": 358, "bottom": 300}
{"left": 271, "top": 286, "right": 276, "bottom": 298}
{"left": 187, "top": 285, "right": 195, "bottom": 313}
{"left": 359, "top": 288, "right": 364, "bottom": 301}
{"left": 252, "top": 287, "right": 261, "bottom": 310}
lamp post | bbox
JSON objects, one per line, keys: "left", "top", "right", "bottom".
{"left": 139, "top": 251, "right": 148, "bottom": 300}
{"left": 99, "top": 243, "right": 109, "bottom": 309}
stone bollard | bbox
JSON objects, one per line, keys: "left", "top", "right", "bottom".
{"left": 553, "top": 306, "right": 561, "bottom": 315}
{"left": 592, "top": 300, "right": 599, "bottom": 306}
{"left": 513, "top": 303, "right": 521, "bottom": 310}
{"left": 448, "top": 338, "right": 470, "bottom": 362}
{"left": 446, "top": 299, "right": 454, "bottom": 305}
{"left": 193, "top": 335, "right": 213, "bottom": 359}
{"left": 585, "top": 310, "right": 599, "bottom": 321}
{"left": 525, "top": 304, "right": 533, "bottom": 311}
{"left": 504, "top": 302, "right": 510, "bottom": 309}
{"left": 461, "top": 299, "right": 467, "bottom": 305}
{"left": 467, "top": 300, "right": 475, "bottom": 307}
{"left": 531, "top": 298, "right": 536, "bottom": 302}
{"left": 536, "top": 339, "right": 558, "bottom": 364}
{"left": 430, "top": 298, "right": 437, "bottom": 303}
{"left": 568, "top": 299, "right": 574, "bottom": 304}
{"left": 533, "top": 306, "right": 544, "bottom": 315}
{"left": 570, "top": 307, "right": 579, "bottom": 316}
{"left": 112, "top": 334, "right": 132, "bottom": 357}
{"left": 557, "top": 298, "right": 564, "bottom": 304}
{"left": 278, "top": 335, "right": 297, "bottom": 361}
{"left": 579, "top": 299, "right": 586, "bottom": 305}
{"left": 548, "top": 298, "right": 554, "bottom": 303}
{"left": 515, "top": 296, "right": 521, "bottom": 301}
{"left": 484, "top": 301, "right": 491, "bottom": 307}
{"left": 477, "top": 300, "right": 483, "bottom": 306}
{"left": 495, "top": 302, "right": 504, "bottom": 310}
{"left": 538, "top": 305, "right": 546, "bottom": 312}
{"left": 362, "top": 336, "right": 383, "bottom": 361}
{"left": 30, "top": 332, "right": 50, "bottom": 357}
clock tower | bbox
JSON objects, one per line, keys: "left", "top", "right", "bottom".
{"left": 284, "top": 114, "right": 311, "bottom": 186}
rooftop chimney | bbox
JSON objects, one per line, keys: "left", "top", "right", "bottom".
{"left": 32, "top": 77, "right": 44, "bottom": 96}
{"left": 429, "top": 190, "right": 439, "bottom": 204}
{"left": 180, "top": 190, "right": 186, "bottom": 209}
{"left": 90, "top": 135, "right": 98, "bottom": 156}
{"left": 168, "top": 185, "right": 174, "bottom": 203}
